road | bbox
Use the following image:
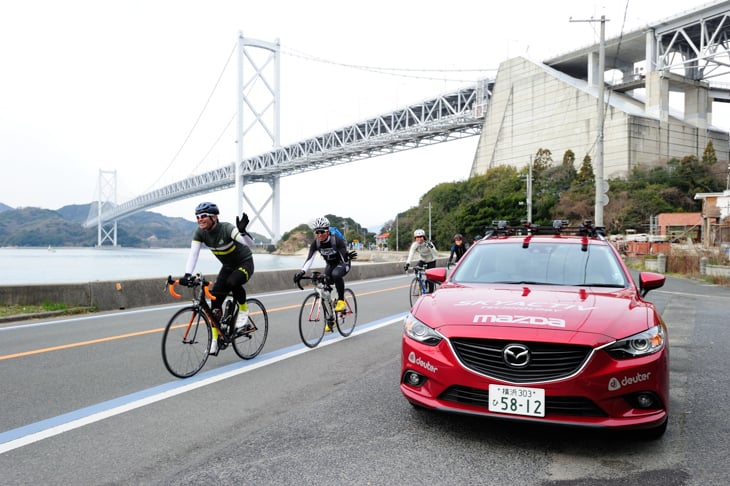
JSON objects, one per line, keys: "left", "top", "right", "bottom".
{"left": 0, "top": 272, "right": 729, "bottom": 485}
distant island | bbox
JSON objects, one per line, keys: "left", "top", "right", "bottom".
{"left": 0, "top": 203, "right": 270, "bottom": 248}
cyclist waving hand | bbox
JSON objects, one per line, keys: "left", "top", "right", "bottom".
{"left": 180, "top": 202, "right": 255, "bottom": 354}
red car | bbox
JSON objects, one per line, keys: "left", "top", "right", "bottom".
{"left": 401, "top": 221, "right": 668, "bottom": 438}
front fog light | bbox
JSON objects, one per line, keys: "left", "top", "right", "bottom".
{"left": 626, "top": 392, "right": 662, "bottom": 410}
{"left": 403, "top": 370, "right": 427, "bottom": 387}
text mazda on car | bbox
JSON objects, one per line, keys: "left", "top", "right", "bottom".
{"left": 401, "top": 221, "right": 668, "bottom": 438}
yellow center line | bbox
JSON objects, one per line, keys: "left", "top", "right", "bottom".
{"left": 0, "top": 284, "right": 409, "bottom": 361}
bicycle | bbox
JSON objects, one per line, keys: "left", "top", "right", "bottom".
{"left": 408, "top": 264, "right": 437, "bottom": 307}
{"left": 295, "top": 271, "right": 358, "bottom": 348}
{"left": 161, "top": 274, "right": 268, "bottom": 378}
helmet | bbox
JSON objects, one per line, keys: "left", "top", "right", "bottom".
{"left": 310, "top": 216, "right": 330, "bottom": 231}
{"left": 414, "top": 229, "right": 426, "bottom": 237}
{"left": 195, "top": 202, "right": 219, "bottom": 215}
{"left": 454, "top": 233, "right": 463, "bottom": 240}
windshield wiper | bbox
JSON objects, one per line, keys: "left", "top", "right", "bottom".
{"left": 581, "top": 283, "right": 625, "bottom": 288}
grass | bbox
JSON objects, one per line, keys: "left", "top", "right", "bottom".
{"left": 0, "top": 302, "right": 69, "bottom": 317}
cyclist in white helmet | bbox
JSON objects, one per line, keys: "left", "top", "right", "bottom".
{"left": 294, "top": 216, "right": 356, "bottom": 316}
{"left": 404, "top": 228, "right": 439, "bottom": 292}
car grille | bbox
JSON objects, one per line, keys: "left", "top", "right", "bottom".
{"left": 440, "top": 385, "right": 607, "bottom": 417}
{"left": 450, "top": 338, "right": 592, "bottom": 383}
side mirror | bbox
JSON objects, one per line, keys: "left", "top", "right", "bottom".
{"left": 639, "top": 271, "right": 665, "bottom": 297}
{"left": 425, "top": 267, "right": 448, "bottom": 283}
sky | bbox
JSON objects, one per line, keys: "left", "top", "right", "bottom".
{"left": 0, "top": 0, "right": 725, "bottom": 235}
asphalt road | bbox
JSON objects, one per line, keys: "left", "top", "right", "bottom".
{"left": 0, "top": 272, "right": 728, "bottom": 485}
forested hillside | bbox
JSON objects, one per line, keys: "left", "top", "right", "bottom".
{"left": 381, "top": 142, "right": 726, "bottom": 251}
{"left": 0, "top": 204, "right": 197, "bottom": 247}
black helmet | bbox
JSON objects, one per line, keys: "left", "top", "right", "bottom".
{"left": 454, "top": 233, "right": 463, "bottom": 240}
{"left": 195, "top": 202, "right": 219, "bottom": 215}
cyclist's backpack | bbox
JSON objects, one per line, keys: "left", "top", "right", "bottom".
{"left": 329, "top": 226, "right": 346, "bottom": 243}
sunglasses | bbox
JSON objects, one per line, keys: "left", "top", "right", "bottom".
{"left": 196, "top": 213, "right": 213, "bottom": 220}
{"left": 315, "top": 229, "right": 328, "bottom": 234}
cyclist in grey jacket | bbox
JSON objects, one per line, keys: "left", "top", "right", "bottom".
{"left": 403, "top": 229, "right": 439, "bottom": 292}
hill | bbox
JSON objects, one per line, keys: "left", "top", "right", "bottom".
{"left": 0, "top": 204, "right": 197, "bottom": 247}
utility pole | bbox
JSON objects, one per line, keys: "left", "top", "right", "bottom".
{"left": 571, "top": 15, "right": 608, "bottom": 227}
{"left": 428, "top": 202, "right": 432, "bottom": 240}
{"left": 527, "top": 156, "right": 533, "bottom": 223}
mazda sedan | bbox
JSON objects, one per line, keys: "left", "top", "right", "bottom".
{"left": 400, "top": 221, "right": 668, "bottom": 438}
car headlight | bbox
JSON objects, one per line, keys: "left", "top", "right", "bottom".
{"left": 404, "top": 313, "right": 442, "bottom": 346}
{"left": 605, "top": 325, "right": 666, "bottom": 359}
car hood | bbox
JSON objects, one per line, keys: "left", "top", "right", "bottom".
{"left": 412, "top": 284, "right": 655, "bottom": 345}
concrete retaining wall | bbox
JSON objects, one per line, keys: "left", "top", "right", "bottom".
{"left": 0, "top": 259, "right": 446, "bottom": 311}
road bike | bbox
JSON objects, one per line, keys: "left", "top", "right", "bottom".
{"left": 408, "top": 264, "right": 437, "bottom": 307}
{"left": 295, "top": 271, "right": 358, "bottom": 348}
{"left": 161, "top": 274, "right": 268, "bottom": 378}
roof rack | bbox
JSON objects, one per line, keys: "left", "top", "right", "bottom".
{"left": 484, "top": 219, "right": 607, "bottom": 239}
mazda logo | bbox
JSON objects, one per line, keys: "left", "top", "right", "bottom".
{"left": 502, "top": 343, "right": 530, "bottom": 368}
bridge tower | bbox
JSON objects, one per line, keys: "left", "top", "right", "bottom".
{"left": 96, "top": 169, "right": 118, "bottom": 246}
{"left": 237, "top": 34, "right": 281, "bottom": 243}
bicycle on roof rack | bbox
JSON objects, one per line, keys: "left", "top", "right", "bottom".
{"left": 161, "top": 274, "right": 268, "bottom": 378}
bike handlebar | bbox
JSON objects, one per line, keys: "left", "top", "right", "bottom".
{"left": 166, "top": 274, "right": 216, "bottom": 300}
{"left": 295, "top": 271, "right": 327, "bottom": 291}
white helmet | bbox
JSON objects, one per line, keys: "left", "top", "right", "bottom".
{"left": 414, "top": 229, "right": 426, "bottom": 237}
{"left": 310, "top": 216, "right": 330, "bottom": 231}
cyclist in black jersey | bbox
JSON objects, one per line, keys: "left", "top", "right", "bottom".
{"left": 293, "top": 216, "right": 355, "bottom": 315}
{"left": 179, "top": 202, "right": 255, "bottom": 354}
{"left": 447, "top": 233, "right": 468, "bottom": 266}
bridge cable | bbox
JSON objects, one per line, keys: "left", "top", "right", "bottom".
{"left": 280, "top": 45, "right": 496, "bottom": 83}
{"left": 143, "top": 41, "right": 238, "bottom": 193}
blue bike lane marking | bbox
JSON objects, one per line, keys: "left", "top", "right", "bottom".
{"left": 0, "top": 313, "right": 407, "bottom": 455}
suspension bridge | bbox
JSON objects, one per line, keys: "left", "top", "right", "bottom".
{"left": 85, "top": 1, "right": 730, "bottom": 245}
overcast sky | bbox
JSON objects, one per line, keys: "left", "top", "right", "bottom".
{"left": 0, "top": 0, "right": 724, "bottom": 234}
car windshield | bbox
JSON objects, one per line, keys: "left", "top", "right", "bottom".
{"left": 450, "top": 241, "right": 628, "bottom": 287}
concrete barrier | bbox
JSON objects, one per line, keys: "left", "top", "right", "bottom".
{"left": 0, "top": 259, "right": 448, "bottom": 311}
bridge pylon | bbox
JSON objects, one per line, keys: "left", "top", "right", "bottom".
{"left": 96, "top": 169, "right": 118, "bottom": 247}
{"left": 237, "top": 34, "right": 282, "bottom": 243}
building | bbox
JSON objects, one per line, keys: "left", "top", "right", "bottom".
{"left": 657, "top": 213, "right": 702, "bottom": 242}
{"left": 694, "top": 191, "right": 730, "bottom": 246}
{"left": 375, "top": 232, "right": 390, "bottom": 250}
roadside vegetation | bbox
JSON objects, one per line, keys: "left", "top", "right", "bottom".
{"left": 0, "top": 302, "right": 95, "bottom": 318}
{"left": 377, "top": 141, "right": 726, "bottom": 251}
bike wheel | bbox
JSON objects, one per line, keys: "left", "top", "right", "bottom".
{"left": 335, "top": 288, "right": 358, "bottom": 337}
{"left": 409, "top": 277, "right": 423, "bottom": 307}
{"left": 233, "top": 298, "right": 268, "bottom": 360}
{"left": 299, "top": 292, "right": 325, "bottom": 348}
{"left": 161, "top": 306, "right": 211, "bottom": 378}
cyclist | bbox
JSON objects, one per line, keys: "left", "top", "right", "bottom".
{"left": 403, "top": 229, "right": 439, "bottom": 293}
{"left": 447, "top": 233, "right": 468, "bottom": 266}
{"left": 179, "top": 202, "right": 255, "bottom": 354}
{"left": 293, "top": 217, "right": 354, "bottom": 326}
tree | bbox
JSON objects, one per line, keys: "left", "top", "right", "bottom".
{"left": 702, "top": 139, "right": 718, "bottom": 166}
{"left": 573, "top": 154, "right": 594, "bottom": 192}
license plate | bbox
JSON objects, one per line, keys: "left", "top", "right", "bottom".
{"left": 488, "top": 384, "right": 545, "bottom": 417}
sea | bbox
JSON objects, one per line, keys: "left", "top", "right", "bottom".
{"left": 1, "top": 247, "right": 304, "bottom": 285}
